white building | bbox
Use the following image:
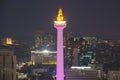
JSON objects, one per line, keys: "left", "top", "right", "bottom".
{"left": 31, "top": 50, "right": 56, "bottom": 65}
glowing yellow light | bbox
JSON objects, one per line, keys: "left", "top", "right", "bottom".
{"left": 42, "top": 61, "right": 56, "bottom": 64}
{"left": 57, "top": 8, "right": 64, "bottom": 21}
{"left": 6, "top": 37, "right": 13, "bottom": 45}
{"left": 31, "top": 60, "right": 35, "bottom": 65}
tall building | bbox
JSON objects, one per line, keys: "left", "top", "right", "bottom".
{"left": 64, "top": 37, "right": 94, "bottom": 67}
{"left": 63, "top": 30, "right": 73, "bottom": 45}
{"left": 83, "top": 37, "right": 97, "bottom": 46}
{"left": 0, "top": 46, "right": 16, "bottom": 80}
{"left": 35, "top": 30, "right": 56, "bottom": 48}
{"left": 54, "top": 8, "right": 67, "bottom": 80}
{"left": 79, "top": 50, "right": 95, "bottom": 66}
{"left": 35, "top": 30, "right": 43, "bottom": 47}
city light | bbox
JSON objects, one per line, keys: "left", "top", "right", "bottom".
{"left": 43, "top": 49, "right": 49, "bottom": 53}
{"left": 71, "top": 66, "right": 91, "bottom": 69}
{"left": 31, "top": 50, "right": 56, "bottom": 54}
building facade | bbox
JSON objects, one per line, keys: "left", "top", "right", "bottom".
{"left": 0, "top": 46, "right": 16, "bottom": 80}
{"left": 108, "top": 70, "right": 120, "bottom": 80}
{"left": 65, "top": 67, "right": 102, "bottom": 80}
{"left": 31, "top": 50, "right": 56, "bottom": 65}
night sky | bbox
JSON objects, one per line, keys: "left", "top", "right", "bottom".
{"left": 0, "top": 0, "right": 120, "bottom": 41}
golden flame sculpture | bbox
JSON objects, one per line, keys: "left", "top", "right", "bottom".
{"left": 57, "top": 8, "right": 64, "bottom": 21}
{"left": 54, "top": 8, "right": 66, "bottom": 27}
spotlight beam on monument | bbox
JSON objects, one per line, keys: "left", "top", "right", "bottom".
{"left": 54, "top": 8, "right": 66, "bottom": 80}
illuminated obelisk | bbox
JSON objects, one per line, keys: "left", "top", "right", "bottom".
{"left": 54, "top": 8, "right": 66, "bottom": 80}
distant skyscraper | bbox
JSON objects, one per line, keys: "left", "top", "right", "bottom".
{"left": 83, "top": 37, "right": 97, "bottom": 46}
{"left": 35, "top": 30, "right": 43, "bottom": 47}
{"left": 63, "top": 30, "right": 73, "bottom": 44}
{"left": 72, "top": 48, "right": 79, "bottom": 66}
{"left": 35, "top": 30, "right": 56, "bottom": 47}
{"left": 0, "top": 46, "right": 16, "bottom": 80}
{"left": 54, "top": 8, "right": 67, "bottom": 80}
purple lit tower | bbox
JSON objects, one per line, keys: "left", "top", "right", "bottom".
{"left": 54, "top": 8, "right": 66, "bottom": 80}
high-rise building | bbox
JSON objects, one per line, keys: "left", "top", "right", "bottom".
{"left": 63, "top": 30, "right": 73, "bottom": 44}
{"left": 72, "top": 48, "right": 79, "bottom": 66}
{"left": 35, "top": 30, "right": 43, "bottom": 47}
{"left": 83, "top": 37, "right": 97, "bottom": 46}
{"left": 0, "top": 46, "right": 16, "bottom": 80}
{"left": 64, "top": 37, "right": 94, "bottom": 67}
{"left": 79, "top": 50, "right": 95, "bottom": 66}
{"left": 35, "top": 30, "right": 56, "bottom": 48}
{"left": 54, "top": 8, "right": 67, "bottom": 80}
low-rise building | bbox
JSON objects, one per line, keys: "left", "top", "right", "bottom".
{"left": 108, "top": 70, "right": 120, "bottom": 80}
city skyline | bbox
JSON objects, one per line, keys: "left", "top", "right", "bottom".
{"left": 1, "top": 0, "right": 120, "bottom": 41}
